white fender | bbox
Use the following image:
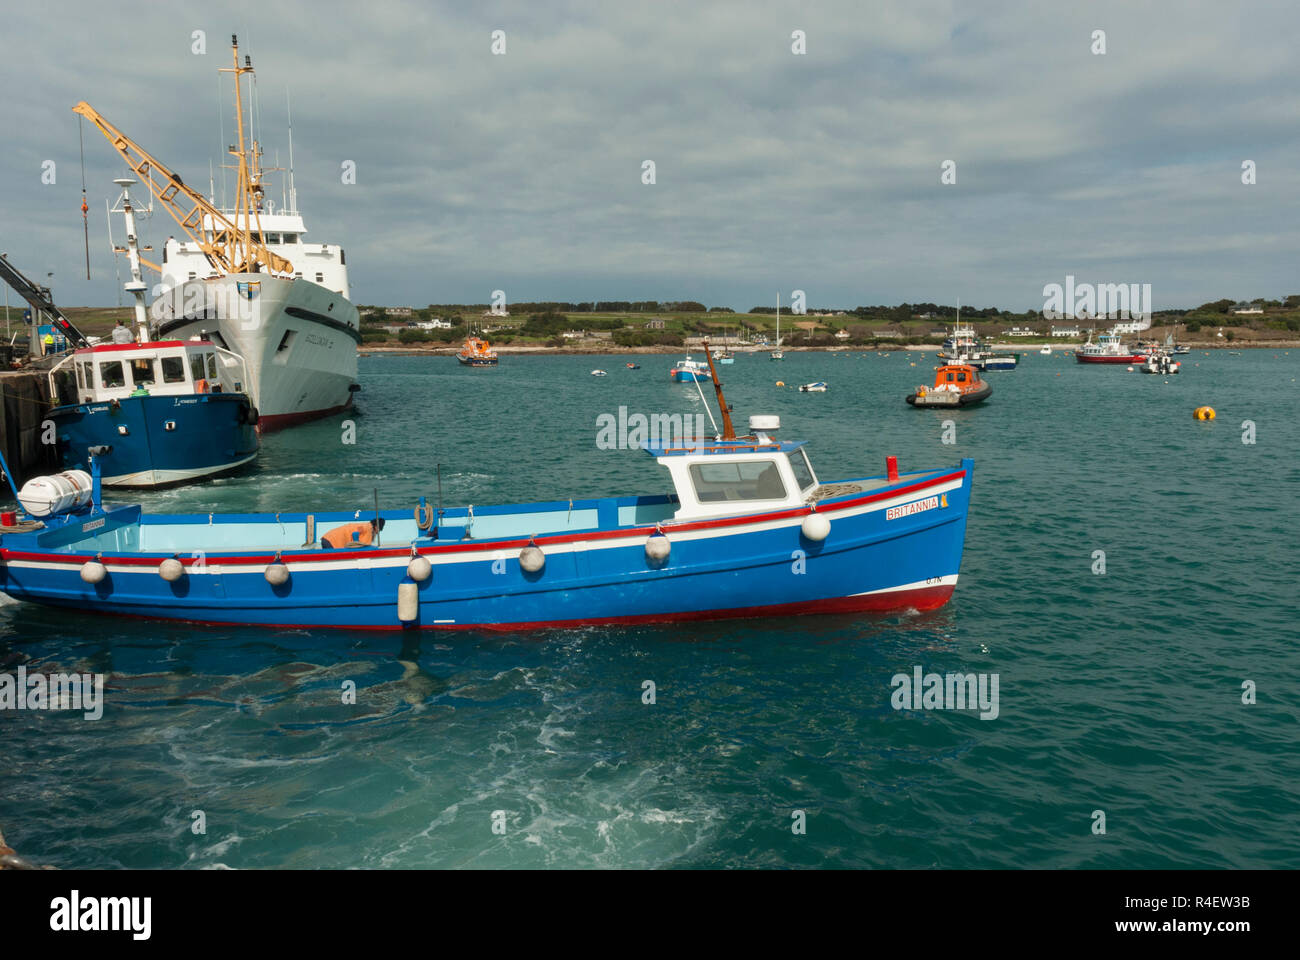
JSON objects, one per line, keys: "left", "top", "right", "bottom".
{"left": 407, "top": 555, "right": 432, "bottom": 582}
{"left": 264, "top": 562, "right": 290, "bottom": 586}
{"left": 159, "top": 558, "right": 184, "bottom": 582}
{"left": 645, "top": 534, "right": 671, "bottom": 563}
{"left": 801, "top": 512, "right": 831, "bottom": 542}
{"left": 519, "top": 545, "right": 546, "bottom": 573}
{"left": 397, "top": 579, "right": 419, "bottom": 622}
{"left": 80, "top": 560, "right": 107, "bottom": 584}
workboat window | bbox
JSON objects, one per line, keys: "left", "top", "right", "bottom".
{"left": 690, "top": 459, "right": 787, "bottom": 503}
{"left": 266, "top": 233, "right": 281, "bottom": 244}
{"left": 189, "top": 353, "right": 206, "bottom": 383}
{"left": 161, "top": 356, "right": 187, "bottom": 383}
{"left": 790, "top": 448, "right": 816, "bottom": 492}
{"left": 957, "top": 371, "right": 967, "bottom": 383}
{"left": 100, "top": 361, "right": 125, "bottom": 389}
{"left": 315, "top": 272, "right": 324, "bottom": 283}
{"left": 80, "top": 361, "right": 94, "bottom": 388}
{"left": 283, "top": 233, "right": 297, "bottom": 244}
{"left": 946, "top": 372, "right": 954, "bottom": 382}
{"left": 206, "top": 353, "right": 218, "bottom": 380}
{"left": 129, "top": 358, "right": 156, "bottom": 387}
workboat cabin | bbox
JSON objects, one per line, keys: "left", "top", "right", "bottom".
{"left": 52, "top": 339, "right": 248, "bottom": 404}
{"left": 645, "top": 416, "right": 819, "bottom": 521}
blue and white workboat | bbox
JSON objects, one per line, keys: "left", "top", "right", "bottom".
{"left": 46, "top": 340, "right": 258, "bottom": 487}
{"left": 0, "top": 355, "right": 974, "bottom": 630}
{"left": 669, "top": 356, "right": 712, "bottom": 382}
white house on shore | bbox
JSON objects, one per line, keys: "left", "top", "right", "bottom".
{"left": 1051, "top": 325, "right": 1081, "bottom": 337}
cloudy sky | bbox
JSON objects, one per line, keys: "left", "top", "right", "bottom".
{"left": 3, "top": 0, "right": 1296, "bottom": 312}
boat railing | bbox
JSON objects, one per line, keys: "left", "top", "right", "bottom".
{"left": 213, "top": 345, "right": 251, "bottom": 394}
{"left": 46, "top": 352, "right": 78, "bottom": 400}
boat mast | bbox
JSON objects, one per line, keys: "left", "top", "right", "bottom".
{"left": 701, "top": 343, "right": 737, "bottom": 439}
{"left": 112, "top": 177, "right": 150, "bottom": 342}
{"left": 223, "top": 35, "right": 264, "bottom": 274}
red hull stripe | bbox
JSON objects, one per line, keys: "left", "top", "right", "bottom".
{"left": 38, "top": 583, "right": 956, "bottom": 632}
{"left": 1, "top": 469, "right": 966, "bottom": 568}
{"left": 256, "top": 399, "right": 354, "bottom": 433}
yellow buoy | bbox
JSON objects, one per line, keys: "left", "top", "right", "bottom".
{"left": 775, "top": 381, "right": 785, "bottom": 387}
{"left": 1193, "top": 406, "right": 1216, "bottom": 420}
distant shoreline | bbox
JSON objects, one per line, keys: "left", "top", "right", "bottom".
{"left": 361, "top": 341, "right": 1299, "bottom": 357}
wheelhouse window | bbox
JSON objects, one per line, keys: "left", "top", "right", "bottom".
{"left": 689, "top": 459, "right": 787, "bottom": 503}
{"left": 189, "top": 353, "right": 206, "bottom": 383}
{"left": 789, "top": 449, "right": 817, "bottom": 492}
{"left": 206, "top": 353, "right": 218, "bottom": 380}
{"left": 161, "top": 356, "right": 187, "bottom": 383}
{"left": 957, "top": 371, "right": 967, "bottom": 383}
{"left": 129, "top": 358, "right": 156, "bottom": 386}
{"left": 100, "top": 361, "right": 125, "bottom": 389}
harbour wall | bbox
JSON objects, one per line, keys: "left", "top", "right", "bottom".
{"left": 0, "top": 367, "right": 58, "bottom": 487}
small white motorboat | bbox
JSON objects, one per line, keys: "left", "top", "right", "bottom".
{"left": 1039, "top": 345, "right": 1051, "bottom": 355}
{"left": 798, "top": 381, "right": 828, "bottom": 393}
{"left": 591, "top": 369, "right": 608, "bottom": 377}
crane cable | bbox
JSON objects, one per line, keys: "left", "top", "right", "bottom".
{"left": 78, "top": 115, "right": 90, "bottom": 280}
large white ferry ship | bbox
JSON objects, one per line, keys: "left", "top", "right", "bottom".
{"left": 152, "top": 211, "right": 360, "bottom": 431}
{"left": 75, "top": 36, "right": 358, "bottom": 432}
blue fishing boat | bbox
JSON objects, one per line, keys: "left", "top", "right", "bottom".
{"left": 669, "top": 356, "right": 711, "bottom": 382}
{"left": 46, "top": 339, "right": 258, "bottom": 487}
{"left": 0, "top": 352, "right": 975, "bottom": 630}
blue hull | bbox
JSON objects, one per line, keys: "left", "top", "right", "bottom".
{"left": 51, "top": 393, "right": 258, "bottom": 488}
{"left": 0, "top": 461, "right": 973, "bottom": 630}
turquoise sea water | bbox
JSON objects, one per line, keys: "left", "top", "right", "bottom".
{"left": 2, "top": 349, "right": 1298, "bottom": 869}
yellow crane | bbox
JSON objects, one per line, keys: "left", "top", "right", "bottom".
{"left": 72, "top": 35, "right": 292, "bottom": 278}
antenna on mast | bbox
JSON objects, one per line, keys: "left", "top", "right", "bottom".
{"left": 286, "top": 88, "right": 297, "bottom": 214}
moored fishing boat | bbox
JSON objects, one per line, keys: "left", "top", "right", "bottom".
{"left": 1076, "top": 329, "right": 1146, "bottom": 364}
{"left": 40, "top": 175, "right": 259, "bottom": 488}
{"left": 46, "top": 339, "right": 258, "bottom": 487}
{"left": 906, "top": 363, "right": 992, "bottom": 407}
{"left": 0, "top": 352, "right": 976, "bottom": 629}
{"left": 1138, "top": 350, "right": 1180, "bottom": 375}
{"left": 670, "top": 356, "right": 711, "bottom": 382}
